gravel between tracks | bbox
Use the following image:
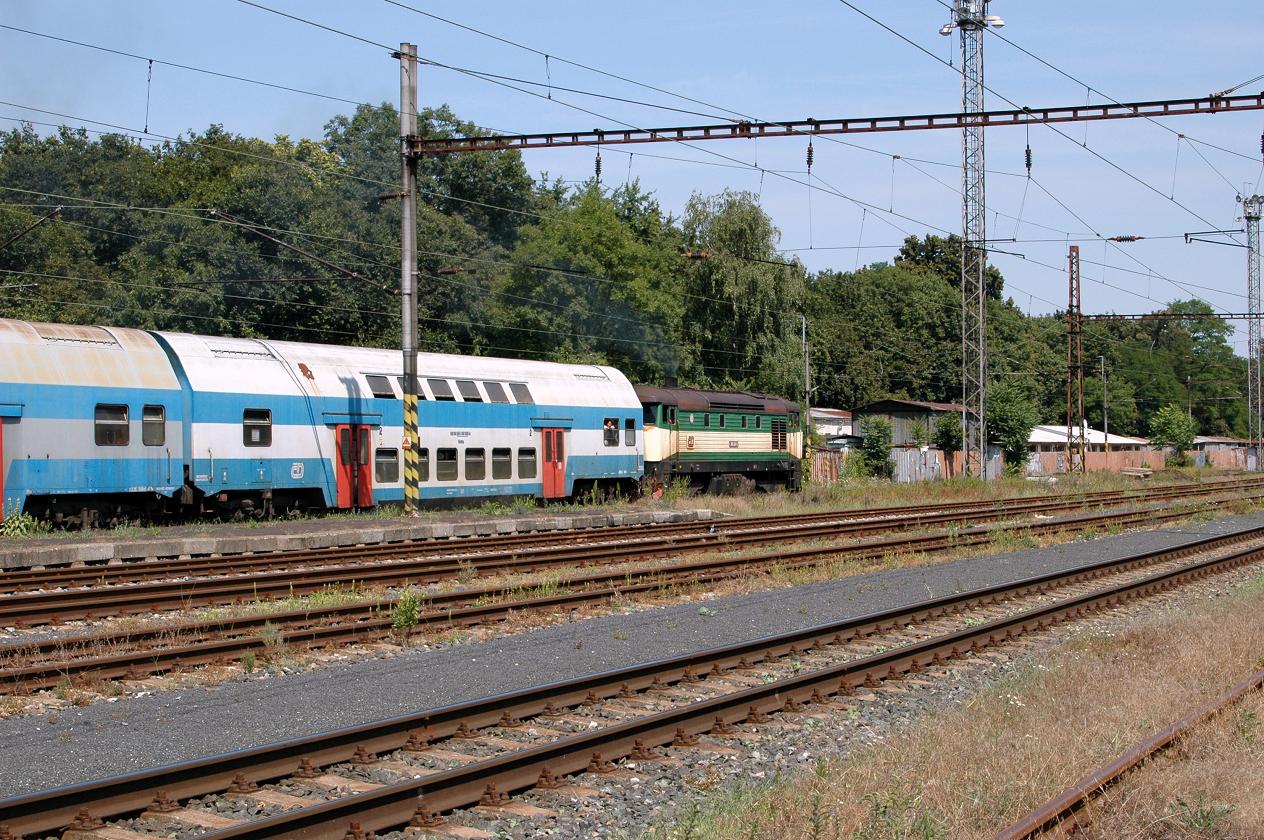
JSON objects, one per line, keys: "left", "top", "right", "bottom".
{"left": 2, "top": 512, "right": 1262, "bottom": 797}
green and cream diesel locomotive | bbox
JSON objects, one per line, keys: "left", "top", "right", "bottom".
{"left": 635, "top": 385, "right": 803, "bottom": 494}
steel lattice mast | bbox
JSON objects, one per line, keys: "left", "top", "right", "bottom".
{"left": 943, "top": 1, "right": 1002, "bottom": 479}
{"left": 1244, "top": 194, "right": 1263, "bottom": 455}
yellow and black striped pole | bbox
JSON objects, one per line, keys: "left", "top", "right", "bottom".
{"left": 402, "top": 385, "right": 421, "bottom": 512}
{"left": 399, "top": 43, "right": 421, "bottom": 514}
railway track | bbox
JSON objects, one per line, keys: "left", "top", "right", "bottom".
{"left": 994, "top": 666, "right": 1264, "bottom": 839}
{"left": 2, "top": 479, "right": 1258, "bottom": 629}
{"left": 3, "top": 518, "right": 1262, "bottom": 838}
{"left": 3, "top": 491, "right": 1260, "bottom": 692}
{"left": 3, "top": 477, "right": 1257, "bottom": 594}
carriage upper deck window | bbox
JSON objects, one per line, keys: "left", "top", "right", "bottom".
{"left": 94, "top": 404, "right": 129, "bottom": 446}
{"left": 603, "top": 418, "right": 619, "bottom": 446}
{"left": 509, "top": 383, "right": 534, "bottom": 404}
{"left": 142, "top": 405, "right": 166, "bottom": 446}
{"left": 456, "top": 380, "right": 483, "bottom": 402}
{"left": 366, "top": 375, "right": 396, "bottom": 399}
{"left": 483, "top": 382, "right": 509, "bottom": 403}
{"left": 243, "top": 409, "right": 272, "bottom": 447}
{"left": 428, "top": 379, "right": 455, "bottom": 401}
{"left": 397, "top": 377, "right": 426, "bottom": 399}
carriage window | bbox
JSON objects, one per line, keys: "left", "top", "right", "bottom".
{"left": 94, "top": 404, "right": 129, "bottom": 446}
{"left": 375, "top": 448, "right": 399, "bottom": 483}
{"left": 339, "top": 428, "right": 351, "bottom": 464}
{"left": 359, "top": 430, "right": 370, "bottom": 466}
{"left": 142, "top": 405, "right": 166, "bottom": 446}
{"left": 366, "top": 375, "right": 395, "bottom": 399}
{"left": 243, "top": 409, "right": 272, "bottom": 447}
{"left": 518, "top": 448, "right": 537, "bottom": 479}
{"left": 543, "top": 432, "right": 552, "bottom": 463}
{"left": 436, "top": 448, "right": 458, "bottom": 480}
{"left": 465, "top": 448, "right": 486, "bottom": 480}
{"left": 741, "top": 415, "right": 749, "bottom": 429}
{"left": 456, "top": 380, "right": 483, "bottom": 402}
{"left": 624, "top": 418, "right": 636, "bottom": 446}
{"left": 719, "top": 414, "right": 727, "bottom": 428}
{"left": 418, "top": 447, "right": 429, "bottom": 482}
{"left": 755, "top": 416, "right": 762, "bottom": 430}
{"left": 703, "top": 414, "right": 711, "bottom": 429}
{"left": 492, "top": 448, "right": 512, "bottom": 479}
{"left": 397, "top": 377, "right": 426, "bottom": 399}
{"left": 603, "top": 418, "right": 619, "bottom": 446}
{"left": 483, "top": 382, "right": 509, "bottom": 403}
{"left": 428, "top": 379, "right": 456, "bottom": 401}
{"left": 509, "top": 383, "right": 534, "bottom": 404}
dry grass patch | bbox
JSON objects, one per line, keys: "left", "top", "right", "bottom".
{"left": 640, "top": 572, "right": 1264, "bottom": 840}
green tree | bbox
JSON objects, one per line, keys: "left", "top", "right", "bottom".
{"left": 933, "top": 412, "right": 963, "bottom": 454}
{"left": 1148, "top": 403, "right": 1199, "bottom": 466}
{"left": 895, "top": 234, "right": 1004, "bottom": 300}
{"left": 859, "top": 416, "right": 894, "bottom": 479}
{"left": 987, "top": 380, "right": 1039, "bottom": 474}
{"left": 679, "top": 189, "right": 805, "bottom": 395}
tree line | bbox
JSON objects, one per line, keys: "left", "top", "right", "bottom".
{"left": 0, "top": 103, "right": 1247, "bottom": 439}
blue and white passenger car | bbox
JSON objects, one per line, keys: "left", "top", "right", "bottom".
{"left": 0, "top": 318, "right": 645, "bottom": 523}
{"left": 0, "top": 320, "right": 188, "bottom": 526}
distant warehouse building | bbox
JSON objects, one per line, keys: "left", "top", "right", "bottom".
{"left": 1026, "top": 424, "right": 1157, "bottom": 474}
{"left": 852, "top": 399, "right": 964, "bottom": 447}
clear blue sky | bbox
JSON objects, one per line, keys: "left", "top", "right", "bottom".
{"left": 3, "top": 1, "right": 1262, "bottom": 349}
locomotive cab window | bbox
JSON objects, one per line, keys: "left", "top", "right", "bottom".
{"left": 483, "top": 381, "right": 509, "bottom": 403}
{"left": 603, "top": 418, "right": 619, "bottom": 446}
{"left": 94, "top": 404, "right": 129, "bottom": 446}
{"left": 366, "top": 375, "right": 396, "bottom": 399}
{"left": 375, "top": 448, "right": 399, "bottom": 483}
{"left": 142, "top": 405, "right": 166, "bottom": 446}
{"left": 643, "top": 404, "right": 658, "bottom": 426}
{"left": 518, "top": 447, "right": 537, "bottom": 479}
{"left": 428, "top": 379, "right": 456, "bottom": 401}
{"left": 509, "top": 383, "right": 534, "bottom": 404}
{"left": 624, "top": 418, "right": 635, "bottom": 446}
{"left": 456, "top": 380, "right": 483, "bottom": 402}
{"left": 465, "top": 448, "right": 486, "bottom": 480}
{"left": 243, "top": 409, "right": 272, "bottom": 447}
{"left": 669, "top": 408, "right": 677, "bottom": 425}
{"left": 436, "top": 448, "right": 458, "bottom": 481}
{"left": 492, "top": 448, "right": 512, "bottom": 479}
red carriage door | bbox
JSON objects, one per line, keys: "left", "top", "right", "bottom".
{"left": 335, "top": 424, "right": 374, "bottom": 509}
{"left": 541, "top": 428, "right": 567, "bottom": 499}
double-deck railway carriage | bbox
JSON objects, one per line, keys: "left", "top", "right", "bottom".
{"left": 635, "top": 384, "right": 803, "bottom": 493}
{"left": 153, "top": 332, "right": 645, "bottom": 514}
{"left": 0, "top": 320, "right": 187, "bottom": 527}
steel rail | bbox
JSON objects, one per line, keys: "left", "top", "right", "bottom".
{"left": 3, "top": 494, "right": 1257, "bottom": 690}
{"left": 992, "top": 667, "right": 1264, "bottom": 839}
{"left": 1, "top": 482, "right": 1252, "bottom": 626}
{"left": 3, "top": 521, "right": 1261, "bottom": 836}
{"left": 5, "top": 480, "right": 1241, "bottom": 591}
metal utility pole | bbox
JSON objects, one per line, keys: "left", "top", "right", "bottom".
{"left": 802, "top": 315, "right": 811, "bottom": 442}
{"left": 1242, "top": 193, "right": 1263, "bottom": 458}
{"left": 940, "top": 1, "right": 1004, "bottom": 479}
{"left": 398, "top": 43, "right": 421, "bottom": 514}
{"left": 1065, "top": 245, "right": 1085, "bottom": 473}
{"left": 1100, "top": 355, "right": 1109, "bottom": 456}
